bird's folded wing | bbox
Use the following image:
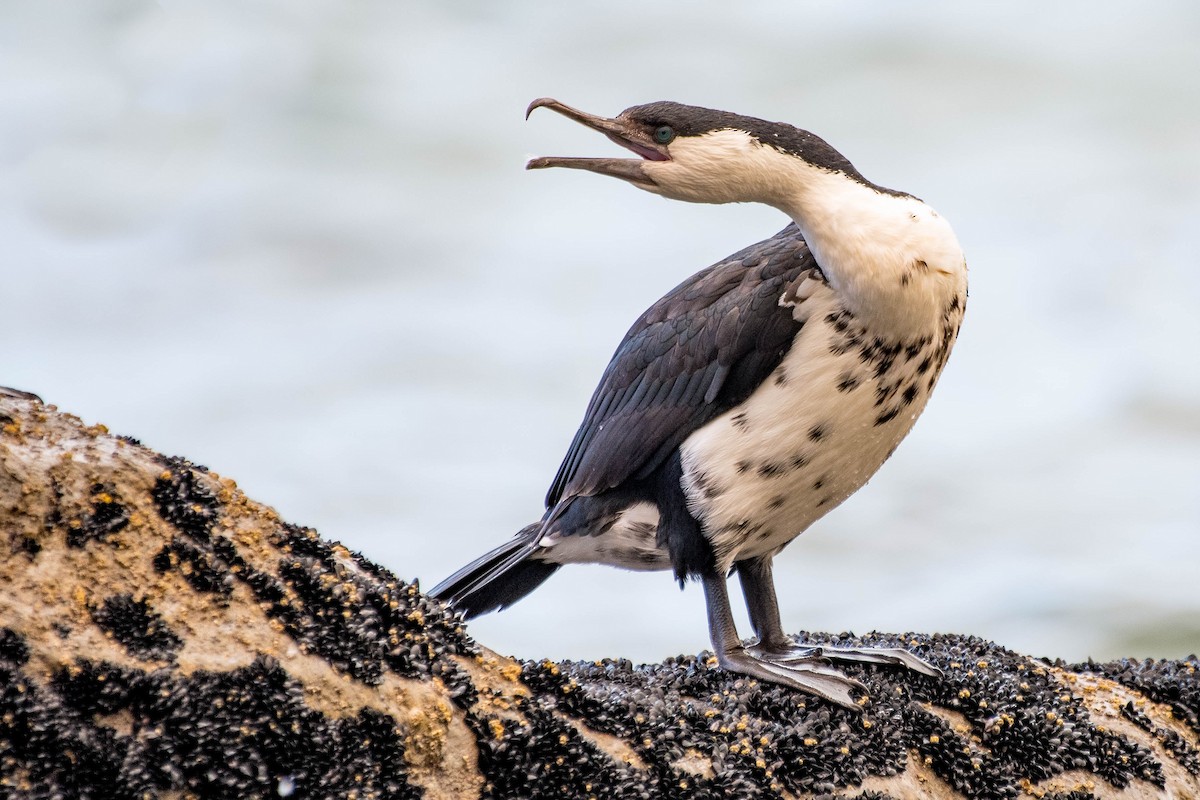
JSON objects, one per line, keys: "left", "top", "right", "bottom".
{"left": 546, "top": 224, "right": 816, "bottom": 508}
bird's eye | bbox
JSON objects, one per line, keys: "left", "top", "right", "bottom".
{"left": 653, "top": 125, "right": 675, "bottom": 145}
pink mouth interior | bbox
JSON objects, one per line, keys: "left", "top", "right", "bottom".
{"left": 604, "top": 133, "right": 670, "bottom": 161}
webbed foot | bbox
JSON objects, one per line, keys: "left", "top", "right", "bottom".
{"left": 752, "top": 640, "right": 942, "bottom": 678}
{"left": 715, "top": 645, "right": 866, "bottom": 710}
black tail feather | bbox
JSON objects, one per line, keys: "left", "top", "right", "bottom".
{"left": 429, "top": 523, "right": 559, "bottom": 619}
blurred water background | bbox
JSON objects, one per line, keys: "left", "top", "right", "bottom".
{"left": 3, "top": 0, "right": 1198, "bottom": 665}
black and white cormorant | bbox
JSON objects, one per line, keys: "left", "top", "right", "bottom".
{"left": 432, "top": 98, "right": 967, "bottom": 708}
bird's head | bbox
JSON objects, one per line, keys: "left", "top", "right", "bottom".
{"left": 526, "top": 98, "right": 871, "bottom": 207}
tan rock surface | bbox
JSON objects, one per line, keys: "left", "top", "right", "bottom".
{"left": 2, "top": 391, "right": 1196, "bottom": 799}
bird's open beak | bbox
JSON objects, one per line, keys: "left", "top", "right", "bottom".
{"left": 525, "top": 98, "right": 668, "bottom": 189}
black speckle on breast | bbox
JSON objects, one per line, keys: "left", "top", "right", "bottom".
{"left": 870, "top": 341, "right": 902, "bottom": 379}
{"left": 875, "top": 408, "right": 901, "bottom": 426}
{"left": 693, "top": 470, "right": 726, "bottom": 500}
{"left": 807, "top": 424, "right": 828, "bottom": 442}
{"left": 825, "top": 310, "right": 852, "bottom": 333}
{"left": 874, "top": 382, "right": 900, "bottom": 408}
{"left": 824, "top": 309, "right": 862, "bottom": 356}
{"left": 757, "top": 461, "right": 790, "bottom": 479}
{"left": 906, "top": 335, "right": 931, "bottom": 360}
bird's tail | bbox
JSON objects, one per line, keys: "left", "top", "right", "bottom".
{"left": 428, "top": 523, "right": 559, "bottom": 619}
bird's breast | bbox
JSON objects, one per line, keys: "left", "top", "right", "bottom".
{"left": 679, "top": 282, "right": 963, "bottom": 570}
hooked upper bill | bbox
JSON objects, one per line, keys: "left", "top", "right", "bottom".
{"left": 525, "top": 98, "right": 669, "bottom": 190}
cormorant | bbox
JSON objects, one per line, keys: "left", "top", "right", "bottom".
{"left": 432, "top": 98, "right": 966, "bottom": 708}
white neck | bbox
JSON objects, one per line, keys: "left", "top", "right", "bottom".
{"left": 774, "top": 162, "right": 966, "bottom": 337}
{"left": 646, "top": 129, "right": 967, "bottom": 336}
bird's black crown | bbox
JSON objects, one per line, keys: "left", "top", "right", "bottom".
{"left": 624, "top": 102, "right": 856, "bottom": 171}
{"left": 623, "top": 101, "right": 902, "bottom": 196}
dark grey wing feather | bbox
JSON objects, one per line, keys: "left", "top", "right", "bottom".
{"left": 546, "top": 224, "right": 815, "bottom": 508}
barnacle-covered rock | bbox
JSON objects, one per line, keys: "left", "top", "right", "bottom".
{"left": 1, "top": 391, "right": 1195, "bottom": 799}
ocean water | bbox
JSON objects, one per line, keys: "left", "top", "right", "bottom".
{"left": 3, "top": 0, "right": 1198, "bottom": 665}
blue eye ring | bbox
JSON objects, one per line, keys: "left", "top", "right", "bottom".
{"left": 653, "top": 125, "right": 675, "bottom": 145}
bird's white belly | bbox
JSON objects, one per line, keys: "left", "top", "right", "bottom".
{"left": 538, "top": 501, "right": 671, "bottom": 570}
{"left": 679, "top": 297, "right": 941, "bottom": 570}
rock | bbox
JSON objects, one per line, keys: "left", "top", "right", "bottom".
{"left": 1, "top": 392, "right": 1197, "bottom": 799}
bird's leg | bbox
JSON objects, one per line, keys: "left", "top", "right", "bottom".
{"left": 736, "top": 556, "right": 795, "bottom": 651}
{"left": 702, "top": 571, "right": 864, "bottom": 709}
{"left": 735, "top": 556, "right": 942, "bottom": 678}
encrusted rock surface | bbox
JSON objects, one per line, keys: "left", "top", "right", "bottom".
{"left": 1, "top": 391, "right": 1197, "bottom": 799}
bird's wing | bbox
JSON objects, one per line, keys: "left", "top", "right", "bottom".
{"left": 546, "top": 224, "right": 816, "bottom": 508}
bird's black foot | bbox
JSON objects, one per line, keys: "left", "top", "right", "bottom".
{"left": 706, "top": 570, "right": 941, "bottom": 709}
{"left": 715, "top": 645, "right": 866, "bottom": 710}
{"left": 750, "top": 640, "right": 942, "bottom": 678}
